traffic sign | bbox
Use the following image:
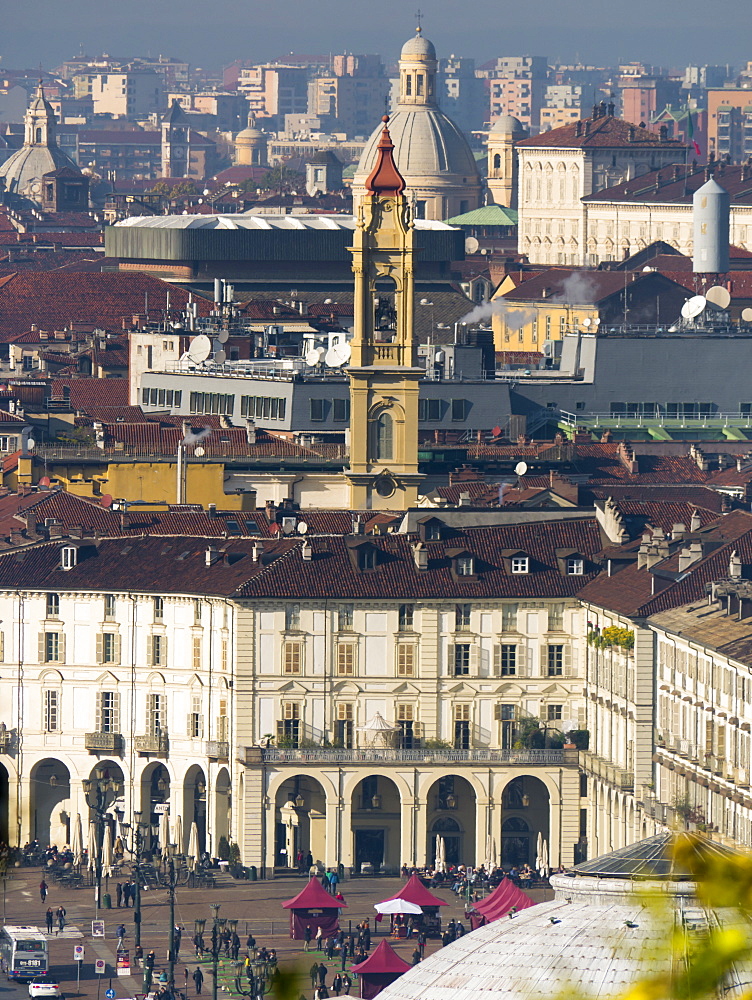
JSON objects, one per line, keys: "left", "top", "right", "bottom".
{"left": 92, "top": 920, "right": 105, "bottom": 938}
{"left": 106, "top": 989, "right": 116, "bottom": 998}
{"left": 74, "top": 946, "right": 85, "bottom": 962}
{"left": 95, "top": 960, "right": 106, "bottom": 975}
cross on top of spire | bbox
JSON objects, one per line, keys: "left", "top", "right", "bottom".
{"left": 415, "top": 8, "right": 423, "bottom": 32}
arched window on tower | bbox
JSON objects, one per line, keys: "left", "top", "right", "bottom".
{"left": 35, "top": 127, "right": 42, "bottom": 143}
{"left": 405, "top": 75, "right": 412, "bottom": 96}
{"left": 416, "top": 74, "right": 424, "bottom": 96}
{"left": 493, "top": 153, "right": 501, "bottom": 171}
{"left": 375, "top": 411, "right": 393, "bottom": 461}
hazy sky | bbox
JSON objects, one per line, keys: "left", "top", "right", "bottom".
{"left": 4, "top": 0, "right": 752, "bottom": 73}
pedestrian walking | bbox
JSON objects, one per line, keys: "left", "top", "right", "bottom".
{"left": 117, "top": 924, "right": 126, "bottom": 950}
{"left": 329, "top": 870, "right": 339, "bottom": 894}
{"left": 325, "top": 936, "right": 335, "bottom": 961}
{"left": 411, "top": 947, "right": 422, "bottom": 966}
{"left": 39, "top": 880, "right": 48, "bottom": 902}
{"left": 175, "top": 926, "right": 183, "bottom": 961}
{"left": 123, "top": 881, "right": 131, "bottom": 907}
{"left": 45, "top": 908, "right": 53, "bottom": 933}
{"left": 363, "top": 926, "right": 370, "bottom": 951}
{"left": 342, "top": 973, "right": 352, "bottom": 995}
{"left": 116, "top": 882, "right": 123, "bottom": 907}
{"left": 340, "top": 942, "right": 349, "bottom": 971}
{"left": 331, "top": 973, "right": 342, "bottom": 996}
{"left": 309, "top": 962, "right": 319, "bottom": 989}
{"left": 246, "top": 932, "right": 256, "bottom": 955}
{"left": 145, "top": 951, "right": 156, "bottom": 971}
{"left": 317, "top": 964, "right": 328, "bottom": 986}
{"left": 315, "top": 926, "right": 323, "bottom": 951}
{"left": 306, "top": 851, "right": 313, "bottom": 869}
{"left": 304, "top": 925, "right": 312, "bottom": 952}
{"left": 193, "top": 967, "right": 204, "bottom": 996}
{"left": 56, "top": 906, "right": 66, "bottom": 932}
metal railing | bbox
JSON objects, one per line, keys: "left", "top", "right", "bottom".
{"left": 85, "top": 732, "right": 124, "bottom": 752}
{"left": 559, "top": 409, "right": 752, "bottom": 430}
{"left": 206, "top": 740, "right": 229, "bottom": 759}
{"left": 134, "top": 733, "right": 169, "bottom": 755}
{"left": 260, "top": 747, "right": 577, "bottom": 765}
{"left": 33, "top": 443, "right": 349, "bottom": 463}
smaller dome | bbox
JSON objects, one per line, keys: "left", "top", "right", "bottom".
{"left": 401, "top": 28, "right": 436, "bottom": 60}
{"left": 491, "top": 115, "right": 525, "bottom": 136}
{"left": 236, "top": 115, "right": 264, "bottom": 141}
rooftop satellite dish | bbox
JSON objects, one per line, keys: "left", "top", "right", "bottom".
{"left": 194, "top": 446, "right": 206, "bottom": 458}
{"left": 743, "top": 308, "right": 752, "bottom": 323}
{"left": 187, "top": 334, "right": 211, "bottom": 364}
{"left": 706, "top": 285, "right": 731, "bottom": 309}
{"left": 269, "top": 522, "right": 280, "bottom": 535}
{"left": 100, "top": 493, "right": 113, "bottom": 508}
{"left": 465, "top": 236, "right": 480, "bottom": 255}
{"left": 305, "top": 348, "right": 323, "bottom": 367}
{"left": 681, "top": 295, "right": 707, "bottom": 320}
{"left": 582, "top": 318, "right": 591, "bottom": 327}
{"left": 214, "top": 349, "right": 227, "bottom": 364}
{"left": 26, "top": 438, "right": 35, "bottom": 451}
{"left": 515, "top": 461, "right": 528, "bottom": 477}
{"left": 325, "top": 343, "right": 350, "bottom": 367}
{"left": 297, "top": 521, "right": 309, "bottom": 534}
{"left": 492, "top": 425, "right": 502, "bottom": 438}
{"left": 592, "top": 317, "right": 601, "bottom": 326}
{"left": 217, "top": 329, "right": 229, "bottom": 344}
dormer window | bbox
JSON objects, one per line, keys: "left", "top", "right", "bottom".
{"left": 61, "top": 546, "right": 77, "bottom": 571}
{"left": 566, "top": 557, "right": 584, "bottom": 576}
{"left": 457, "top": 555, "right": 475, "bottom": 577}
{"left": 511, "top": 555, "right": 529, "bottom": 575}
{"left": 359, "top": 548, "right": 377, "bottom": 571}
{"left": 426, "top": 522, "right": 441, "bottom": 541}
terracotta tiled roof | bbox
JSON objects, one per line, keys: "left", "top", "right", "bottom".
{"left": 586, "top": 485, "right": 726, "bottom": 512}
{"left": 51, "top": 377, "right": 130, "bottom": 410}
{"left": 583, "top": 163, "right": 752, "bottom": 205}
{"left": 0, "top": 272, "right": 211, "bottom": 338}
{"left": 516, "top": 115, "right": 687, "bottom": 151}
{"left": 498, "top": 268, "right": 686, "bottom": 305}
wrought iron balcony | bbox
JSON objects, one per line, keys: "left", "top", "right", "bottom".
{"left": 0, "top": 726, "right": 14, "bottom": 753}
{"left": 206, "top": 740, "right": 229, "bottom": 760}
{"left": 85, "top": 732, "right": 124, "bottom": 752}
{"left": 258, "top": 747, "right": 578, "bottom": 766}
{"left": 134, "top": 732, "right": 169, "bottom": 756}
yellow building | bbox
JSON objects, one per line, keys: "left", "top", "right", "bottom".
{"left": 491, "top": 267, "right": 690, "bottom": 354}
{"left": 346, "top": 117, "right": 424, "bottom": 510}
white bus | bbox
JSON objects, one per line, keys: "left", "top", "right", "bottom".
{"left": 0, "top": 926, "right": 49, "bottom": 981}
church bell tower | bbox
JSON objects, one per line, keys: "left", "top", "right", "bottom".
{"left": 346, "top": 116, "right": 424, "bottom": 510}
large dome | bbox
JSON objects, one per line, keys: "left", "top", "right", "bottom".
{"left": 401, "top": 28, "right": 436, "bottom": 60}
{"left": 379, "top": 834, "right": 751, "bottom": 1000}
{"left": 0, "top": 145, "right": 78, "bottom": 198}
{"left": 357, "top": 108, "right": 479, "bottom": 182}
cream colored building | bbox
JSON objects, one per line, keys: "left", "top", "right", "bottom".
{"left": 516, "top": 107, "right": 687, "bottom": 266}
{"left": 351, "top": 29, "right": 482, "bottom": 221}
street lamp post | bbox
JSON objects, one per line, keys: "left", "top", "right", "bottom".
{"left": 82, "top": 771, "right": 122, "bottom": 913}
{"left": 120, "top": 811, "right": 144, "bottom": 948}
{"left": 155, "top": 848, "right": 190, "bottom": 1000}
{"left": 210, "top": 902, "right": 221, "bottom": 1000}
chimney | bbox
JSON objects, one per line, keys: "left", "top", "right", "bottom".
{"left": 48, "top": 523, "right": 64, "bottom": 539}
{"left": 352, "top": 514, "right": 365, "bottom": 534}
{"left": 301, "top": 539, "right": 312, "bottom": 561}
{"left": 252, "top": 540, "right": 264, "bottom": 562}
{"left": 689, "top": 444, "right": 709, "bottom": 471}
{"left": 678, "top": 547, "right": 693, "bottom": 572}
{"left": 265, "top": 500, "right": 276, "bottom": 518}
{"left": 628, "top": 126, "right": 635, "bottom": 143}
{"left": 205, "top": 545, "right": 219, "bottom": 566}
{"left": 24, "top": 513, "right": 37, "bottom": 535}
{"left": 9, "top": 528, "right": 24, "bottom": 547}
{"left": 730, "top": 549, "right": 743, "bottom": 579}
{"left": 412, "top": 541, "right": 428, "bottom": 571}
{"left": 659, "top": 124, "right": 668, "bottom": 141}
{"left": 575, "top": 121, "right": 582, "bottom": 137}
{"left": 120, "top": 512, "right": 130, "bottom": 530}
{"left": 458, "top": 491, "right": 472, "bottom": 507}
{"left": 671, "top": 523, "right": 686, "bottom": 541}
{"left": 208, "top": 503, "right": 217, "bottom": 518}
{"left": 245, "top": 419, "right": 256, "bottom": 445}
{"left": 690, "top": 509, "right": 701, "bottom": 532}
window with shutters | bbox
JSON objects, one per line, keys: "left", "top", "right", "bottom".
{"left": 397, "top": 643, "right": 416, "bottom": 677}
{"left": 188, "top": 694, "right": 203, "bottom": 738}
{"left": 217, "top": 700, "right": 229, "bottom": 741}
{"left": 453, "top": 643, "right": 471, "bottom": 675}
{"left": 0, "top": 632, "right": 5, "bottom": 662}
{"left": 283, "top": 641, "right": 302, "bottom": 675}
{"left": 397, "top": 704, "right": 416, "bottom": 748}
{"left": 43, "top": 689, "right": 59, "bottom": 732}
{"left": 43, "top": 632, "right": 63, "bottom": 663}
{"left": 100, "top": 632, "right": 119, "bottom": 664}
{"left": 46, "top": 593, "right": 60, "bottom": 618}
{"left": 547, "top": 603, "right": 564, "bottom": 631}
{"left": 61, "top": 546, "right": 77, "bottom": 570}
{"left": 454, "top": 705, "right": 471, "bottom": 749}
{"left": 334, "top": 704, "right": 354, "bottom": 747}
{"left": 147, "top": 692, "right": 165, "bottom": 735}
{"left": 456, "top": 555, "right": 474, "bottom": 576}
{"left": 336, "top": 642, "right": 355, "bottom": 676}
{"left": 455, "top": 604, "right": 471, "bottom": 631}
{"left": 499, "top": 644, "right": 516, "bottom": 676}
{"left": 192, "top": 635, "right": 202, "bottom": 671}
{"left": 153, "top": 596, "right": 164, "bottom": 621}
{"left": 104, "top": 594, "right": 116, "bottom": 620}
{"left": 150, "top": 634, "right": 166, "bottom": 666}
{"left": 511, "top": 555, "right": 529, "bottom": 574}
{"left": 221, "top": 637, "right": 228, "bottom": 672}
{"left": 278, "top": 702, "right": 301, "bottom": 745}
{"left": 398, "top": 603, "right": 414, "bottom": 632}
{"left": 547, "top": 644, "right": 564, "bottom": 676}
{"left": 98, "top": 691, "right": 120, "bottom": 733}
{"left": 193, "top": 598, "right": 202, "bottom": 624}
{"left": 495, "top": 703, "right": 516, "bottom": 749}
{"left": 337, "top": 604, "right": 354, "bottom": 632}
{"left": 547, "top": 703, "right": 563, "bottom": 721}
{"left": 285, "top": 603, "right": 301, "bottom": 631}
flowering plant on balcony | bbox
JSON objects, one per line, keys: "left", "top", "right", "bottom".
{"left": 587, "top": 626, "right": 634, "bottom": 651}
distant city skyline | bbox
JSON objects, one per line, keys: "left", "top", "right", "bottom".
{"left": 4, "top": 0, "right": 752, "bottom": 74}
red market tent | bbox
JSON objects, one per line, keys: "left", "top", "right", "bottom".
{"left": 468, "top": 878, "right": 536, "bottom": 930}
{"left": 351, "top": 939, "right": 412, "bottom": 999}
{"left": 281, "top": 877, "right": 347, "bottom": 939}
{"left": 380, "top": 873, "right": 449, "bottom": 909}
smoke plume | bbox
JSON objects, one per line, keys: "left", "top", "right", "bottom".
{"left": 182, "top": 427, "right": 212, "bottom": 446}
{"left": 460, "top": 300, "right": 535, "bottom": 329}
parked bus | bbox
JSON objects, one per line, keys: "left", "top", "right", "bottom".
{"left": 0, "top": 926, "right": 48, "bottom": 980}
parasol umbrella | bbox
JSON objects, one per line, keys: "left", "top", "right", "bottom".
{"left": 437, "top": 835, "right": 446, "bottom": 874}
{"left": 71, "top": 814, "right": 83, "bottom": 866}
{"left": 101, "top": 824, "right": 113, "bottom": 879}
{"left": 188, "top": 821, "right": 200, "bottom": 871}
{"left": 491, "top": 836, "right": 498, "bottom": 869}
{"left": 374, "top": 898, "right": 422, "bottom": 915}
{"left": 159, "top": 810, "right": 171, "bottom": 857}
{"left": 540, "top": 839, "right": 549, "bottom": 878}
{"left": 535, "top": 831, "right": 543, "bottom": 872}
{"left": 174, "top": 814, "right": 184, "bottom": 855}
{"left": 485, "top": 834, "right": 494, "bottom": 871}
{"left": 87, "top": 821, "right": 98, "bottom": 872}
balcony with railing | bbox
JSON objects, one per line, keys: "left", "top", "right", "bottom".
{"left": 257, "top": 747, "right": 578, "bottom": 766}
{"left": 134, "top": 732, "right": 169, "bottom": 756}
{"left": 0, "top": 725, "right": 14, "bottom": 754}
{"left": 85, "top": 732, "right": 124, "bottom": 752}
{"left": 206, "top": 740, "right": 229, "bottom": 760}
{"left": 581, "top": 750, "right": 634, "bottom": 792}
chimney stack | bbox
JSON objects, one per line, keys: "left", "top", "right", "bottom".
{"left": 412, "top": 541, "right": 428, "bottom": 571}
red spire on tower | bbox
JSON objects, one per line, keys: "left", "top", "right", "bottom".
{"left": 364, "top": 116, "right": 406, "bottom": 197}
